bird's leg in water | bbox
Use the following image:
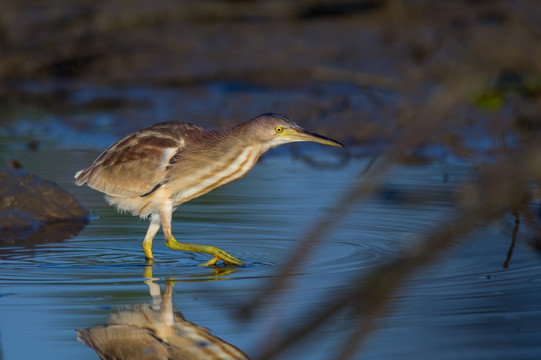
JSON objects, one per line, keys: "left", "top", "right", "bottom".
{"left": 143, "top": 216, "right": 161, "bottom": 260}
{"left": 160, "top": 204, "right": 243, "bottom": 266}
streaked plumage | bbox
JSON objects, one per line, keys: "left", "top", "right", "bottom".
{"left": 75, "top": 113, "right": 343, "bottom": 265}
{"left": 77, "top": 281, "right": 250, "bottom": 360}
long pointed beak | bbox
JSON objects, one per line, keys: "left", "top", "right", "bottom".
{"left": 284, "top": 127, "right": 344, "bottom": 147}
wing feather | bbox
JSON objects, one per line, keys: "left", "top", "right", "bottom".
{"left": 74, "top": 122, "right": 204, "bottom": 198}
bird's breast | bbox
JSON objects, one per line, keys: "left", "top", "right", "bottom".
{"left": 170, "top": 146, "right": 262, "bottom": 205}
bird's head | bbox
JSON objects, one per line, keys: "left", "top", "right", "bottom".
{"left": 244, "top": 113, "right": 344, "bottom": 150}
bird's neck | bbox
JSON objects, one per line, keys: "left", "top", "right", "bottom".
{"left": 201, "top": 127, "right": 265, "bottom": 165}
{"left": 230, "top": 122, "right": 272, "bottom": 154}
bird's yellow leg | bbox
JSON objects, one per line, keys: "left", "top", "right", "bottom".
{"left": 160, "top": 202, "right": 242, "bottom": 266}
{"left": 165, "top": 236, "right": 243, "bottom": 266}
{"left": 143, "top": 240, "right": 154, "bottom": 260}
{"left": 142, "top": 217, "right": 161, "bottom": 261}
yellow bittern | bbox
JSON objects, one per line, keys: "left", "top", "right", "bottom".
{"left": 75, "top": 113, "right": 343, "bottom": 266}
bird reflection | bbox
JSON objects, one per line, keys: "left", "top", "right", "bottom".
{"left": 77, "top": 266, "right": 249, "bottom": 360}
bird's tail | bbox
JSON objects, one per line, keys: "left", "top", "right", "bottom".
{"left": 74, "top": 168, "right": 89, "bottom": 186}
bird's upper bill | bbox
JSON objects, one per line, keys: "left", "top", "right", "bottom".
{"left": 279, "top": 127, "right": 344, "bottom": 147}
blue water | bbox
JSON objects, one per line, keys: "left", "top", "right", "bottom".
{"left": 1, "top": 94, "right": 541, "bottom": 359}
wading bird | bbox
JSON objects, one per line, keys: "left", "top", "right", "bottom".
{"left": 75, "top": 113, "right": 343, "bottom": 266}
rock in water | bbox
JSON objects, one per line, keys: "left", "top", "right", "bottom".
{"left": 0, "top": 168, "right": 89, "bottom": 236}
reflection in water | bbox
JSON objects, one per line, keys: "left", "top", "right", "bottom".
{"left": 0, "top": 221, "right": 86, "bottom": 258}
{"left": 77, "top": 266, "right": 249, "bottom": 360}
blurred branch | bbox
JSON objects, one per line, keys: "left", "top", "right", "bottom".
{"left": 242, "top": 74, "right": 473, "bottom": 315}
{"left": 240, "top": 154, "right": 383, "bottom": 319}
{"left": 255, "top": 144, "right": 536, "bottom": 359}
{"left": 503, "top": 209, "right": 520, "bottom": 269}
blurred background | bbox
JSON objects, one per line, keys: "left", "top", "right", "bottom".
{"left": 1, "top": 1, "right": 541, "bottom": 359}
{"left": 2, "top": 0, "right": 541, "bottom": 151}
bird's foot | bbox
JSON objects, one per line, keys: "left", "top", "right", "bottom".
{"left": 166, "top": 237, "right": 243, "bottom": 266}
{"left": 200, "top": 256, "right": 220, "bottom": 267}
{"left": 198, "top": 249, "right": 244, "bottom": 267}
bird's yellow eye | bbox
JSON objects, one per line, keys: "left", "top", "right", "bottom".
{"left": 275, "top": 126, "right": 283, "bottom": 133}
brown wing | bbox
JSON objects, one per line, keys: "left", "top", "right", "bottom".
{"left": 74, "top": 122, "right": 205, "bottom": 198}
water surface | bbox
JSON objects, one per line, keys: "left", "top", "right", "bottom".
{"left": 1, "top": 148, "right": 540, "bottom": 359}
